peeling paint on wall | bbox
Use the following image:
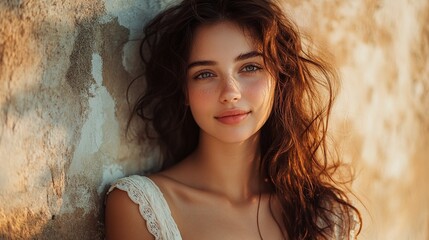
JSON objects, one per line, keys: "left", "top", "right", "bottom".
{"left": 0, "top": 0, "right": 428, "bottom": 239}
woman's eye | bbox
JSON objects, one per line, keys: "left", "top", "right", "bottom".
{"left": 195, "top": 72, "right": 215, "bottom": 79}
{"left": 241, "top": 65, "right": 262, "bottom": 72}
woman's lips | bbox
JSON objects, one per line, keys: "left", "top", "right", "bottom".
{"left": 214, "top": 110, "right": 250, "bottom": 124}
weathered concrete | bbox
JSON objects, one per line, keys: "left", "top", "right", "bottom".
{"left": 0, "top": 0, "right": 428, "bottom": 239}
{"left": 283, "top": 1, "right": 429, "bottom": 238}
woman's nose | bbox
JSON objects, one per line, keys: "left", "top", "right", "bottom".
{"left": 219, "top": 76, "right": 241, "bottom": 103}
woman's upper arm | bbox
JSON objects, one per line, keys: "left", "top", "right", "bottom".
{"left": 105, "top": 188, "right": 155, "bottom": 240}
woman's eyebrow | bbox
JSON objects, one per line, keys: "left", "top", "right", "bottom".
{"left": 235, "top": 51, "right": 262, "bottom": 61}
{"left": 187, "top": 51, "right": 262, "bottom": 70}
{"left": 187, "top": 60, "right": 216, "bottom": 70}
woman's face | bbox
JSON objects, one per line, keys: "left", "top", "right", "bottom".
{"left": 186, "top": 21, "right": 275, "bottom": 144}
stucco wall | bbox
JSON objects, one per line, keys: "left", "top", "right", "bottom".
{"left": 0, "top": 0, "right": 428, "bottom": 239}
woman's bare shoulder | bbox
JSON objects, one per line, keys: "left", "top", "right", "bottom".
{"left": 147, "top": 161, "right": 193, "bottom": 190}
{"left": 149, "top": 157, "right": 199, "bottom": 186}
{"left": 105, "top": 188, "right": 154, "bottom": 240}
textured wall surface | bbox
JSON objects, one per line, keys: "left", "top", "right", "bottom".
{"left": 0, "top": 0, "right": 428, "bottom": 239}
{"left": 284, "top": 1, "right": 429, "bottom": 239}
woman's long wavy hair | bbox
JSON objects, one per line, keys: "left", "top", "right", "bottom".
{"left": 131, "top": 0, "right": 362, "bottom": 239}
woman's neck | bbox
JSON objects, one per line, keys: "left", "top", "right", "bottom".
{"left": 184, "top": 131, "right": 265, "bottom": 203}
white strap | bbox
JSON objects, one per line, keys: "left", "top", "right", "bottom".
{"left": 107, "top": 175, "right": 182, "bottom": 240}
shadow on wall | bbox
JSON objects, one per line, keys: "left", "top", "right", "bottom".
{"left": 0, "top": 0, "right": 154, "bottom": 238}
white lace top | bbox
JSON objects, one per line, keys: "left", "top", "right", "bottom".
{"left": 107, "top": 175, "right": 182, "bottom": 240}
{"left": 107, "top": 175, "right": 359, "bottom": 240}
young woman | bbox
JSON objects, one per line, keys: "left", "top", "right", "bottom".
{"left": 105, "top": 0, "right": 362, "bottom": 239}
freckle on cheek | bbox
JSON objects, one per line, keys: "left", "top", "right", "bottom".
{"left": 202, "top": 89, "right": 213, "bottom": 95}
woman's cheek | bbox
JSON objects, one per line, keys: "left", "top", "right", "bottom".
{"left": 188, "top": 86, "right": 214, "bottom": 110}
{"left": 246, "top": 77, "right": 272, "bottom": 100}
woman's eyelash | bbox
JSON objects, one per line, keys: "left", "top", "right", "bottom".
{"left": 194, "top": 72, "right": 215, "bottom": 79}
{"left": 241, "top": 65, "right": 262, "bottom": 72}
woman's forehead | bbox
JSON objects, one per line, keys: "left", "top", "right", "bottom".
{"left": 188, "top": 21, "right": 262, "bottom": 61}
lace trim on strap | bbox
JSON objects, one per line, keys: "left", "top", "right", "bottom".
{"left": 107, "top": 175, "right": 182, "bottom": 240}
